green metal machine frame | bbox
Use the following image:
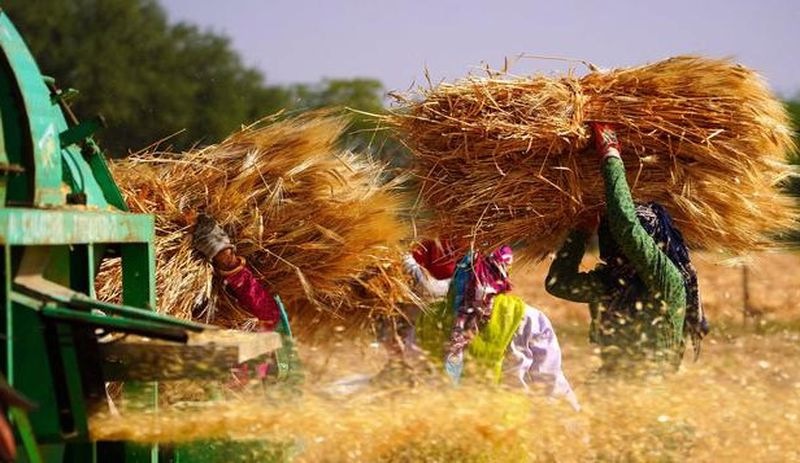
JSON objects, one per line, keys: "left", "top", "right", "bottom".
{"left": 0, "top": 9, "right": 261, "bottom": 462}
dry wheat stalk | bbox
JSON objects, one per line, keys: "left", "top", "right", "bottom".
{"left": 97, "top": 111, "right": 419, "bottom": 337}
{"left": 387, "top": 56, "right": 798, "bottom": 260}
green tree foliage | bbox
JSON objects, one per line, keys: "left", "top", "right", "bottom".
{"left": 3, "top": 0, "right": 291, "bottom": 155}
{"left": 784, "top": 100, "right": 800, "bottom": 242}
{"left": 784, "top": 101, "right": 800, "bottom": 197}
{"left": 289, "top": 79, "right": 410, "bottom": 167}
{"left": 3, "top": 0, "right": 408, "bottom": 166}
{"left": 786, "top": 101, "right": 800, "bottom": 153}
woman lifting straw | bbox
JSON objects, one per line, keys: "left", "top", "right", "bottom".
{"left": 192, "top": 213, "right": 301, "bottom": 386}
{"left": 410, "top": 244, "right": 580, "bottom": 411}
{"left": 546, "top": 123, "right": 709, "bottom": 375}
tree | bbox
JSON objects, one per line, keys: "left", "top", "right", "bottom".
{"left": 3, "top": 0, "right": 290, "bottom": 155}
{"left": 786, "top": 100, "right": 800, "bottom": 149}
{"left": 2, "top": 1, "right": 409, "bottom": 168}
{"left": 289, "top": 79, "right": 411, "bottom": 167}
{"left": 784, "top": 101, "right": 800, "bottom": 197}
{"left": 783, "top": 100, "right": 800, "bottom": 243}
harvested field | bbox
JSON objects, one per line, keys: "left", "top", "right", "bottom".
{"left": 90, "top": 251, "right": 800, "bottom": 462}
{"left": 514, "top": 250, "right": 800, "bottom": 326}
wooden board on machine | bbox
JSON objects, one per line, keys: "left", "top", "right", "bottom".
{"left": 99, "top": 330, "right": 282, "bottom": 381}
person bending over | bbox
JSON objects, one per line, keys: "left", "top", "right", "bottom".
{"left": 416, "top": 245, "right": 579, "bottom": 410}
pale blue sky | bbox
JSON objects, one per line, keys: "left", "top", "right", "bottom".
{"left": 161, "top": 0, "right": 800, "bottom": 97}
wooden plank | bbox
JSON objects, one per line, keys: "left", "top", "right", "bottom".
{"left": 186, "top": 330, "right": 282, "bottom": 363}
{"left": 98, "top": 331, "right": 282, "bottom": 381}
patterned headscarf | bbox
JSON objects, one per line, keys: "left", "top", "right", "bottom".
{"left": 599, "top": 202, "right": 709, "bottom": 357}
{"left": 447, "top": 245, "right": 514, "bottom": 362}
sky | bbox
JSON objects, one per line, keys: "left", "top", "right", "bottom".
{"left": 160, "top": 0, "right": 800, "bottom": 98}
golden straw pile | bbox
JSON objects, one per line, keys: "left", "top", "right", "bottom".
{"left": 97, "top": 111, "right": 417, "bottom": 336}
{"left": 388, "top": 56, "right": 797, "bottom": 259}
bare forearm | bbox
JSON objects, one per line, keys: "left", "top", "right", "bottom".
{"left": 546, "top": 230, "right": 602, "bottom": 302}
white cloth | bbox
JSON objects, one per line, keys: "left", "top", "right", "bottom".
{"left": 403, "top": 253, "right": 451, "bottom": 298}
{"left": 503, "top": 306, "right": 580, "bottom": 411}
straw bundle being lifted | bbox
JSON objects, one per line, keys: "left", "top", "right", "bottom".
{"left": 97, "top": 111, "right": 417, "bottom": 337}
{"left": 388, "top": 56, "right": 797, "bottom": 259}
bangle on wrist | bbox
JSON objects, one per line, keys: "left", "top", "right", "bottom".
{"left": 602, "top": 147, "right": 622, "bottom": 161}
{"left": 218, "top": 256, "right": 246, "bottom": 277}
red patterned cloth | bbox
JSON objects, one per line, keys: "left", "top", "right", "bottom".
{"left": 222, "top": 265, "right": 280, "bottom": 331}
{"left": 411, "top": 239, "right": 459, "bottom": 280}
{"left": 447, "top": 245, "right": 515, "bottom": 363}
{"left": 222, "top": 263, "right": 280, "bottom": 386}
{"left": 230, "top": 362, "right": 271, "bottom": 387}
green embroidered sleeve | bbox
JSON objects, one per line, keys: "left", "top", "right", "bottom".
{"left": 602, "top": 157, "right": 686, "bottom": 322}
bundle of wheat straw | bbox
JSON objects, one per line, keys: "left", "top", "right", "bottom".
{"left": 387, "top": 56, "right": 797, "bottom": 259}
{"left": 97, "top": 111, "right": 418, "bottom": 337}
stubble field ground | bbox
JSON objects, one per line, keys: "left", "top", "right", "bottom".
{"left": 92, "top": 252, "right": 800, "bottom": 462}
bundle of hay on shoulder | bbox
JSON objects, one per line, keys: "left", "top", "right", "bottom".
{"left": 387, "top": 56, "right": 797, "bottom": 260}
{"left": 97, "top": 111, "right": 418, "bottom": 338}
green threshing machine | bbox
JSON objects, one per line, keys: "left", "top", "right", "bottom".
{"left": 0, "top": 9, "right": 283, "bottom": 462}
